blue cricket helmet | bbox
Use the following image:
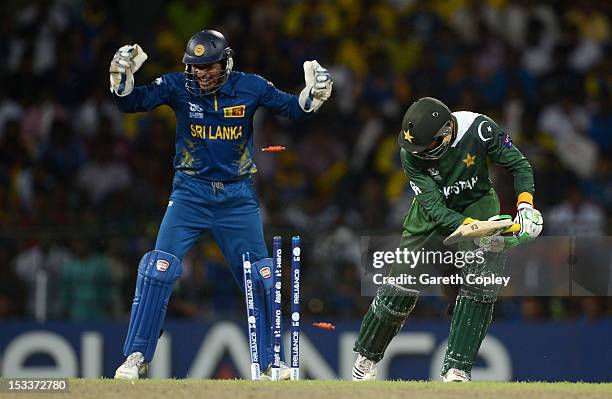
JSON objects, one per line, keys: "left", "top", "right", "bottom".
{"left": 183, "top": 30, "right": 234, "bottom": 96}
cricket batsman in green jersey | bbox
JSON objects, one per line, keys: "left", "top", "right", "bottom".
{"left": 351, "top": 97, "right": 543, "bottom": 382}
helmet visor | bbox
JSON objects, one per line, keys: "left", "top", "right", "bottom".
{"left": 184, "top": 49, "right": 234, "bottom": 96}
{"left": 185, "top": 64, "right": 228, "bottom": 94}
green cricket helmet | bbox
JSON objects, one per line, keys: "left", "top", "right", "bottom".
{"left": 398, "top": 97, "right": 455, "bottom": 160}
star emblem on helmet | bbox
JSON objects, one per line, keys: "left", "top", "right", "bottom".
{"left": 463, "top": 153, "right": 476, "bottom": 167}
{"left": 403, "top": 129, "right": 414, "bottom": 143}
{"left": 194, "top": 44, "right": 205, "bottom": 56}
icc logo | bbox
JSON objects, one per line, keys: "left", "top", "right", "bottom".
{"left": 188, "top": 102, "right": 203, "bottom": 112}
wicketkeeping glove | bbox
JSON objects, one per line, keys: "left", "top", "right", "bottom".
{"left": 109, "top": 44, "right": 148, "bottom": 97}
{"left": 298, "top": 60, "right": 332, "bottom": 113}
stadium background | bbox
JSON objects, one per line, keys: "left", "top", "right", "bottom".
{"left": 0, "top": 0, "right": 610, "bottom": 381}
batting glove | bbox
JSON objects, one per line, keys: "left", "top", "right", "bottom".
{"left": 109, "top": 44, "right": 148, "bottom": 97}
{"left": 298, "top": 60, "right": 332, "bottom": 113}
{"left": 514, "top": 203, "right": 543, "bottom": 241}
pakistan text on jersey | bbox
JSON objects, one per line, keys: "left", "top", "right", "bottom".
{"left": 190, "top": 124, "right": 244, "bottom": 140}
{"left": 442, "top": 176, "right": 478, "bottom": 198}
{"left": 409, "top": 176, "right": 480, "bottom": 197}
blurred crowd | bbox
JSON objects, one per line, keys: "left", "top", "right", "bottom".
{"left": 0, "top": 0, "right": 610, "bottom": 323}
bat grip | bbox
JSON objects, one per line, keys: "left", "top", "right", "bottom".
{"left": 503, "top": 223, "right": 521, "bottom": 234}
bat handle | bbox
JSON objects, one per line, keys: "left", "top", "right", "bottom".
{"left": 503, "top": 223, "right": 521, "bottom": 234}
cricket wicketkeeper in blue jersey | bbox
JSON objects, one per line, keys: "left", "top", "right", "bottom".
{"left": 110, "top": 30, "right": 332, "bottom": 380}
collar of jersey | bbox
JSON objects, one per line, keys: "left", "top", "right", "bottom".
{"left": 450, "top": 112, "right": 480, "bottom": 147}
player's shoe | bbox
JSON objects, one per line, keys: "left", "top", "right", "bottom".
{"left": 260, "top": 362, "right": 291, "bottom": 380}
{"left": 352, "top": 354, "right": 378, "bottom": 381}
{"left": 114, "top": 352, "right": 148, "bottom": 380}
{"left": 442, "top": 368, "right": 471, "bottom": 382}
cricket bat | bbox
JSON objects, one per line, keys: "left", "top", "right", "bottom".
{"left": 443, "top": 220, "right": 521, "bottom": 246}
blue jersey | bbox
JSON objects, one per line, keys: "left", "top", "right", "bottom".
{"left": 113, "top": 71, "right": 308, "bottom": 181}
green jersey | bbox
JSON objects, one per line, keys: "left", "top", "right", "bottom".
{"left": 400, "top": 111, "right": 534, "bottom": 232}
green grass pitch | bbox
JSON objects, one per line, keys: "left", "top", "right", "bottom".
{"left": 5, "top": 379, "right": 610, "bottom": 399}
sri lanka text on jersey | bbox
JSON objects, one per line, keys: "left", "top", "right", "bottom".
{"left": 190, "top": 124, "right": 243, "bottom": 140}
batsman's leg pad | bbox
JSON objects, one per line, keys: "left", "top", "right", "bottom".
{"left": 353, "top": 284, "right": 418, "bottom": 362}
{"left": 250, "top": 257, "right": 282, "bottom": 369}
{"left": 442, "top": 288, "right": 496, "bottom": 377}
{"left": 123, "top": 250, "right": 182, "bottom": 362}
